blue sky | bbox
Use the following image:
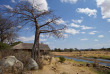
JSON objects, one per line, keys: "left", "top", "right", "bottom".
{"left": 0, "top": 0, "right": 110, "bottom": 49}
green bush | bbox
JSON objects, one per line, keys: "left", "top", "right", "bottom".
{"left": 59, "top": 56, "right": 66, "bottom": 63}
{"left": 10, "top": 41, "right": 23, "bottom": 46}
{"left": 0, "top": 42, "right": 10, "bottom": 50}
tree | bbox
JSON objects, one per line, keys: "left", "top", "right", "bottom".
{"left": 74, "top": 48, "right": 79, "bottom": 51}
{"left": 0, "top": 42, "right": 10, "bottom": 50}
{"left": 69, "top": 48, "right": 74, "bottom": 52}
{"left": 0, "top": 14, "right": 18, "bottom": 44}
{"left": 10, "top": 41, "right": 23, "bottom": 46}
{"left": 5, "top": 1, "right": 66, "bottom": 60}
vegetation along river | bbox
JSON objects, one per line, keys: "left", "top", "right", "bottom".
{"left": 56, "top": 56, "right": 110, "bottom": 67}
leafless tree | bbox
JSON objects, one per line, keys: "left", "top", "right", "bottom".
{"left": 0, "top": 14, "right": 18, "bottom": 44}
{"left": 5, "top": 1, "right": 66, "bottom": 60}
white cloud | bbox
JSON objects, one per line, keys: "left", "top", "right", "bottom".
{"left": 81, "top": 38, "right": 88, "bottom": 41}
{"left": 40, "top": 34, "right": 45, "bottom": 37}
{"left": 81, "top": 32, "right": 86, "bottom": 34}
{"left": 20, "top": 0, "right": 48, "bottom": 11}
{"left": 18, "top": 35, "right": 47, "bottom": 42}
{"left": 81, "top": 25, "right": 94, "bottom": 30}
{"left": 72, "top": 19, "right": 83, "bottom": 23}
{"left": 96, "top": 0, "right": 110, "bottom": 20}
{"left": 89, "top": 31, "right": 98, "bottom": 35}
{"left": 11, "top": 0, "right": 15, "bottom": 3}
{"left": 98, "top": 35, "right": 104, "bottom": 38}
{"left": 70, "top": 23, "right": 94, "bottom": 30}
{"left": 17, "top": 26, "right": 22, "bottom": 28}
{"left": 94, "top": 39, "right": 98, "bottom": 41}
{"left": 70, "top": 23, "right": 80, "bottom": 28}
{"left": 96, "top": 0, "right": 105, "bottom": 6}
{"left": 25, "top": 28, "right": 29, "bottom": 30}
{"left": 3, "top": 5, "right": 13, "bottom": 10}
{"left": 60, "top": 0, "right": 78, "bottom": 4}
{"left": 44, "top": 42, "right": 50, "bottom": 44}
{"left": 40, "top": 34, "right": 50, "bottom": 38}
{"left": 109, "top": 31, "right": 110, "bottom": 32}
{"left": 40, "top": 39, "right": 47, "bottom": 41}
{"left": 107, "top": 19, "right": 110, "bottom": 22}
{"left": 18, "top": 35, "right": 34, "bottom": 42}
{"left": 76, "top": 8, "right": 97, "bottom": 17}
{"left": 55, "top": 19, "right": 66, "bottom": 25}
{"left": 65, "top": 29, "right": 80, "bottom": 35}
{"left": 63, "top": 34, "right": 68, "bottom": 38}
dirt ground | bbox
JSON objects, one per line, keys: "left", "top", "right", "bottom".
{"left": 31, "top": 58, "right": 97, "bottom": 74}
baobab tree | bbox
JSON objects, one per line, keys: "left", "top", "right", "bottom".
{"left": 5, "top": 1, "right": 66, "bottom": 60}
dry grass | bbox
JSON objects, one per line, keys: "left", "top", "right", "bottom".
{"left": 51, "top": 51, "right": 110, "bottom": 59}
{"left": 31, "top": 57, "right": 97, "bottom": 74}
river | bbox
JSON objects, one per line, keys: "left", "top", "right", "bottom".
{"left": 56, "top": 56, "right": 110, "bottom": 67}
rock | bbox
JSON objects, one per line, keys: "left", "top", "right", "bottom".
{"left": 78, "top": 64, "right": 84, "bottom": 67}
{"left": 44, "top": 55, "right": 51, "bottom": 61}
{"left": 13, "top": 60, "right": 24, "bottom": 74}
{"left": 22, "top": 71, "right": 32, "bottom": 74}
{"left": 27, "top": 58, "right": 39, "bottom": 70}
{"left": 73, "top": 64, "right": 76, "bottom": 66}
{"left": 41, "top": 55, "right": 52, "bottom": 65}
{"left": 86, "top": 63, "right": 93, "bottom": 67}
{"left": 50, "top": 57, "right": 56, "bottom": 65}
{"left": 0, "top": 56, "right": 23, "bottom": 74}
{"left": 93, "top": 63, "right": 99, "bottom": 67}
{"left": 51, "top": 66, "right": 56, "bottom": 72}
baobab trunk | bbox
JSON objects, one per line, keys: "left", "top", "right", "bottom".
{"left": 31, "top": 26, "right": 40, "bottom": 60}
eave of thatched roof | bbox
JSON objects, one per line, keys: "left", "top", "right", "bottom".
{"left": 12, "top": 43, "right": 50, "bottom": 50}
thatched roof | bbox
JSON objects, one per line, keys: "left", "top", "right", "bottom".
{"left": 12, "top": 43, "right": 50, "bottom": 50}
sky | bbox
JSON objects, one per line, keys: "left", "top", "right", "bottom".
{"left": 0, "top": 0, "right": 110, "bottom": 49}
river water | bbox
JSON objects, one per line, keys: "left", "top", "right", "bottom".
{"left": 56, "top": 56, "right": 110, "bottom": 67}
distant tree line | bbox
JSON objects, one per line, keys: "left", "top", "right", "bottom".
{"left": 51, "top": 47, "right": 110, "bottom": 52}
{"left": 80, "top": 48, "right": 110, "bottom": 51}
{"left": 51, "top": 48, "right": 79, "bottom": 52}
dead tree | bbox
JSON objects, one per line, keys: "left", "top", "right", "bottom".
{"left": 5, "top": 1, "right": 66, "bottom": 60}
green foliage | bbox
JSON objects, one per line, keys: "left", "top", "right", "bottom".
{"left": 11, "top": 41, "right": 23, "bottom": 46}
{"left": 69, "top": 48, "right": 73, "bottom": 52}
{"left": 59, "top": 56, "right": 66, "bottom": 63}
{"left": 0, "top": 42, "right": 10, "bottom": 50}
{"left": 54, "top": 48, "right": 62, "bottom": 52}
{"left": 53, "top": 48, "right": 75, "bottom": 52}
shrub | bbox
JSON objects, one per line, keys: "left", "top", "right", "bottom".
{"left": 10, "top": 41, "right": 23, "bottom": 46}
{"left": 0, "top": 42, "right": 10, "bottom": 50}
{"left": 59, "top": 56, "right": 66, "bottom": 63}
{"left": 14, "top": 50, "right": 31, "bottom": 67}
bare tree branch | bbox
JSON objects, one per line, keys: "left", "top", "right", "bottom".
{"left": 3, "top": 1, "right": 66, "bottom": 60}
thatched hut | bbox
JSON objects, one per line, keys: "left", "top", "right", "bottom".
{"left": 12, "top": 43, "right": 50, "bottom": 54}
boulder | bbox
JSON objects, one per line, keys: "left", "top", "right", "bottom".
{"left": 86, "top": 63, "right": 93, "bottom": 67}
{"left": 41, "top": 55, "right": 52, "bottom": 65}
{"left": 0, "top": 56, "right": 23, "bottom": 73}
{"left": 50, "top": 57, "right": 56, "bottom": 65}
{"left": 27, "top": 58, "right": 39, "bottom": 70}
{"left": 44, "top": 55, "right": 51, "bottom": 61}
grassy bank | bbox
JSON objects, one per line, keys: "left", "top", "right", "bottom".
{"left": 57, "top": 56, "right": 110, "bottom": 74}
{"left": 51, "top": 51, "right": 110, "bottom": 60}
